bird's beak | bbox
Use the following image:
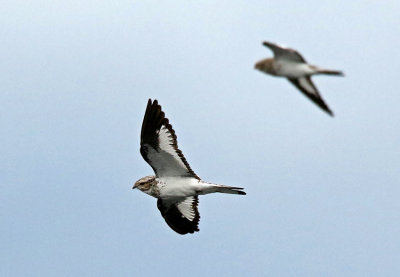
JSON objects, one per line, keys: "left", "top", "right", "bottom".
{"left": 132, "top": 185, "right": 137, "bottom": 190}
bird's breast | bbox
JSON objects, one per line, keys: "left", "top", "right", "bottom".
{"left": 157, "top": 177, "right": 202, "bottom": 198}
{"left": 275, "top": 60, "right": 314, "bottom": 78}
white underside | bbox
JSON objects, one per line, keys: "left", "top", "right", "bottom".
{"left": 275, "top": 60, "right": 316, "bottom": 78}
{"left": 157, "top": 176, "right": 216, "bottom": 199}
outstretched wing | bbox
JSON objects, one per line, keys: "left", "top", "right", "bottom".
{"left": 263, "top": 41, "right": 306, "bottom": 63}
{"left": 288, "top": 77, "right": 334, "bottom": 116}
{"left": 140, "top": 99, "right": 199, "bottom": 179}
{"left": 157, "top": 196, "right": 200, "bottom": 235}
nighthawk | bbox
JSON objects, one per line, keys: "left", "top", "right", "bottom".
{"left": 133, "top": 99, "right": 246, "bottom": 234}
{"left": 255, "top": 41, "right": 344, "bottom": 116}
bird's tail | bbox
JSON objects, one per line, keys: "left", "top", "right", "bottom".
{"left": 316, "top": 68, "right": 344, "bottom": 76}
{"left": 214, "top": 185, "right": 246, "bottom": 195}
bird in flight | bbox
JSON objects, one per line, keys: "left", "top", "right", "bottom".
{"left": 255, "top": 41, "right": 344, "bottom": 116}
{"left": 133, "top": 99, "right": 246, "bottom": 235}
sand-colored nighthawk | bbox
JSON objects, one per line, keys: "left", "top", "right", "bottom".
{"left": 133, "top": 99, "right": 246, "bottom": 234}
{"left": 255, "top": 41, "right": 344, "bottom": 116}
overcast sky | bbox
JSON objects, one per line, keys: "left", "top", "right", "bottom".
{"left": 1, "top": 1, "right": 400, "bottom": 276}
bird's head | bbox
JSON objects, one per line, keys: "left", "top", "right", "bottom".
{"left": 254, "top": 60, "right": 264, "bottom": 70}
{"left": 133, "top": 175, "right": 156, "bottom": 192}
{"left": 254, "top": 58, "right": 276, "bottom": 75}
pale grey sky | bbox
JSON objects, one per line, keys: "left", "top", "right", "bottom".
{"left": 1, "top": 1, "right": 400, "bottom": 276}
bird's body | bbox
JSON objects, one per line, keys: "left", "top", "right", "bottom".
{"left": 156, "top": 176, "right": 202, "bottom": 199}
{"left": 255, "top": 41, "right": 344, "bottom": 116}
{"left": 133, "top": 99, "right": 245, "bottom": 235}
{"left": 136, "top": 175, "right": 241, "bottom": 199}
{"left": 274, "top": 59, "right": 317, "bottom": 78}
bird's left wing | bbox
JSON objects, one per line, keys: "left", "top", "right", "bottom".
{"left": 140, "top": 99, "right": 199, "bottom": 179}
{"left": 263, "top": 41, "right": 306, "bottom": 63}
{"left": 288, "top": 77, "right": 334, "bottom": 116}
{"left": 157, "top": 196, "right": 200, "bottom": 235}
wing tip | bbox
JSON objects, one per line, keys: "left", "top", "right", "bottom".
{"left": 316, "top": 102, "right": 335, "bottom": 117}
{"left": 146, "top": 98, "right": 160, "bottom": 108}
{"left": 262, "top": 41, "right": 272, "bottom": 47}
{"left": 322, "top": 103, "right": 334, "bottom": 117}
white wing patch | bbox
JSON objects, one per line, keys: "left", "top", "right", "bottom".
{"left": 143, "top": 125, "right": 192, "bottom": 178}
{"left": 299, "top": 77, "right": 317, "bottom": 96}
{"left": 177, "top": 197, "right": 197, "bottom": 221}
{"left": 158, "top": 125, "right": 180, "bottom": 157}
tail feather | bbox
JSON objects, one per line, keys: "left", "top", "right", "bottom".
{"left": 317, "top": 69, "right": 344, "bottom": 76}
{"left": 214, "top": 185, "right": 246, "bottom": 195}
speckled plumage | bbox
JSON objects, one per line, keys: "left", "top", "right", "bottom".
{"left": 133, "top": 99, "right": 246, "bottom": 235}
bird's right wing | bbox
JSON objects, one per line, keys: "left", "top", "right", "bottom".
{"left": 263, "top": 41, "right": 306, "bottom": 63}
{"left": 157, "top": 196, "right": 200, "bottom": 235}
{"left": 288, "top": 77, "right": 334, "bottom": 116}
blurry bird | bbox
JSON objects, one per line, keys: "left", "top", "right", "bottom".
{"left": 133, "top": 99, "right": 246, "bottom": 235}
{"left": 255, "top": 41, "right": 344, "bottom": 116}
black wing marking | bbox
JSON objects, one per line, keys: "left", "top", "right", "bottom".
{"left": 288, "top": 77, "right": 334, "bottom": 116}
{"left": 157, "top": 196, "right": 200, "bottom": 235}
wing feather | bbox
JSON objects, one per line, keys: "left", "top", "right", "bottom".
{"left": 157, "top": 196, "right": 200, "bottom": 235}
{"left": 263, "top": 41, "right": 306, "bottom": 63}
{"left": 140, "top": 99, "right": 199, "bottom": 179}
{"left": 288, "top": 77, "right": 334, "bottom": 116}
